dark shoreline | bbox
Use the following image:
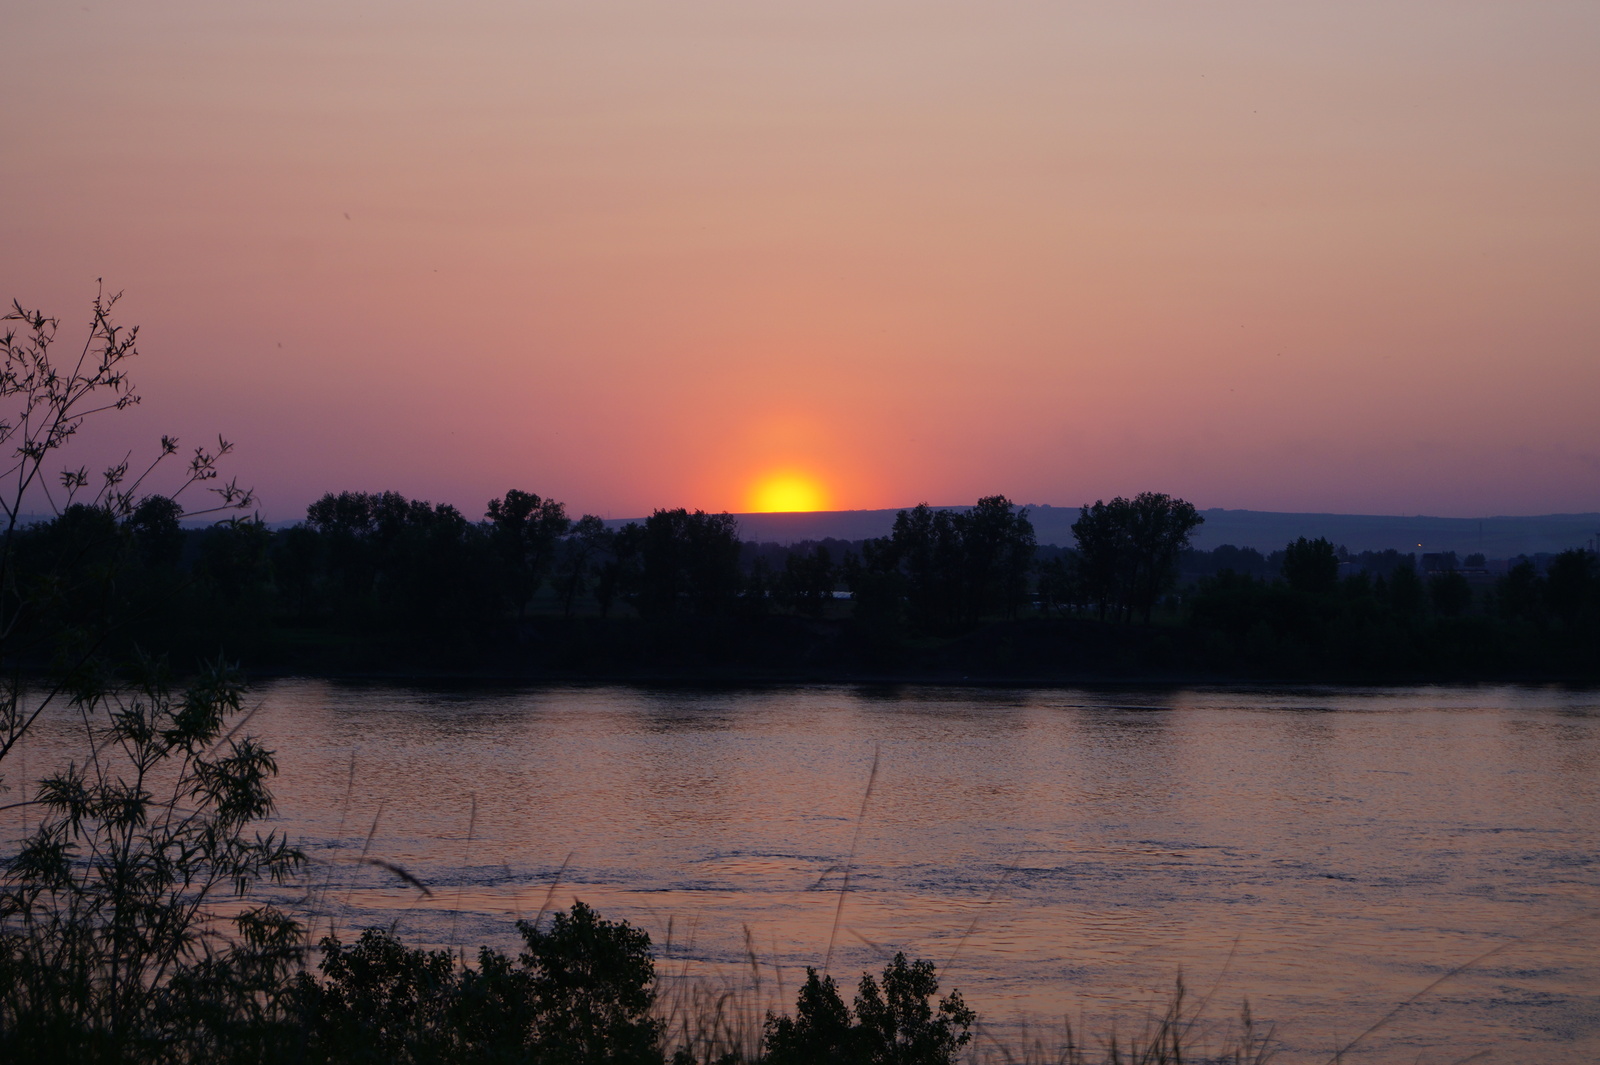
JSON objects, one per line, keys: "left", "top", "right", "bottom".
{"left": 227, "top": 663, "right": 1597, "bottom": 691}
{"left": 41, "top": 608, "right": 1598, "bottom": 691}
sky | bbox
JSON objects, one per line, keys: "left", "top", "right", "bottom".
{"left": 3, "top": 1, "right": 1597, "bottom": 521}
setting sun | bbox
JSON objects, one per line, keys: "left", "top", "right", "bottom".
{"left": 747, "top": 472, "right": 829, "bottom": 513}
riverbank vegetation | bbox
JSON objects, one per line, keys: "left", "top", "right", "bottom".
{"left": 14, "top": 481, "right": 1596, "bottom": 682}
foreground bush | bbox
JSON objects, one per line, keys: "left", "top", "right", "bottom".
{"left": 762, "top": 956, "right": 973, "bottom": 1065}
{"left": 301, "top": 921, "right": 976, "bottom": 1065}
{"left": 0, "top": 664, "right": 303, "bottom": 1064}
{"left": 302, "top": 902, "right": 660, "bottom": 1065}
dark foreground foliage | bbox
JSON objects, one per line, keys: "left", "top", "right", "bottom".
{"left": 0, "top": 664, "right": 303, "bottom": 1064}
{"left": 300, "top": 903, "right": 662, "bottom": 1065}
{"left": 2, "top": 881, "right": 977, "bottom": 1065}
{"left": 762, "top": 957, "right": 974, "bottom": 1065}
{"left": 4, "top": 902, "right": 1267, "bottom": 1065}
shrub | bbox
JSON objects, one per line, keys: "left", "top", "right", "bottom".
{"left": 302, "top": 901, "right": 661, "bottom": 1065}
{"left": 0, "top": 662, "right": 303, "bottom": 1064}
{"left": 763, "top": 954, "right": 973, "bottom": 1065}
{"left": 518, "top": 900, "right": 662, "bottom": 1065}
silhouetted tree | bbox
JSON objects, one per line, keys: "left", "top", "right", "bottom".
{"left": 517, "top": 901, "right": 661, "bottom": 1065}
{"left": 486, "top": 490, "right": 570, "bottom": 620}
{"left": 555, "top": 515, "right": 610, "bottom": 618}
{"left": 1282, "top": 536, "right": 1339, "bottom": 596}
{"left": 1546, "top": 549, "right": 1599, "bottom": 630}
{"left": 595, "top": 523, "right": 642, "bottom": 620}
{"left": 763, "top": 953, "right": 973, "bottom": 1065}
{"left": 873, "top": 504, "right": 961, "bottom": 631}
{"left": 196, "top": 518, "right": 271, "bottom": 600}
{"left": 851, "top": 498, "right": 1034, "bottom": 632}
{"left": 303, "top": 490, "right": 493, "bottom": 635}
{"left": 1072, "top": 493, "right": 1203, "bottom": 623}
{"left": 777, "top": 544, "right": 836, "bottom": 617}
{"left": 956, "top": 495, "right": 1036, "bottom": 623}
{"left": 273, "top": 523, "right": 324, "bottom": 621}
{"left": 842, "top": 539, "right": 908, "bottom": 639}
{"left": 1495, "top": 560, "right": 1543, "bottom": 623}
{"left": 0, "top": 294, "right": 284, "bottom": 1065}
{"left": 742, "top": 556, "right": 775, "bottom": 619}
{"left": 1033, "top": 554, "right": 1077, "bottom": 617}
{"left": 1179, "top": 544, "right": 1272, "bottom": 581}
{"left": 305, "top": 491, "right": 383, "bottom": 604}
{"left": 636, "top": 509, "right": 741, "bottom": 618}
{"left": 1382, "top": 561, "right": 1427, "bottom": 622}
{"left": 126, "top": 495, "right": 185, "bottom": 570}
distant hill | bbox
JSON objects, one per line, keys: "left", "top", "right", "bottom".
{"left": 610, "top": 506, "right": 1600, "bottom": 558}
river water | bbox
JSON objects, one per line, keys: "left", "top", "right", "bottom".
{"left": 10, "top": 682, "right": 1600, "bottom": 1062}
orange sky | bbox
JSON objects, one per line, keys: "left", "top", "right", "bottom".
{"left": 3, "top": 2, "right": 1597, "bottom": 520}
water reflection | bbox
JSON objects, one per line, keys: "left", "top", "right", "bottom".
{"left": 5, "top": 682, "right": 1599, "bottom": 1062}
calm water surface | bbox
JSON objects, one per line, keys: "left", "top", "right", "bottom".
{"left": 13, "top": 683, "right": 1600, "bottom": 1062}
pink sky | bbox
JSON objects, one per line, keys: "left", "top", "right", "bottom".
{"left": 4, "top": 1, "right": 1597, "bottom": 521}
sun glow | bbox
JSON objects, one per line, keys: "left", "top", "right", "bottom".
{"left": 748, "top": 472, "right": 828, "bottom": 513}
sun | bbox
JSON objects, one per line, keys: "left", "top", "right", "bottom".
{"left": 747, "top": 472, "right": 829, "bottom": 513}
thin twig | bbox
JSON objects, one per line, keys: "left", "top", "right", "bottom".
{"left": 531, "top": 851, "right": 575, "bottom": 931}
{"left": 1325, "top": 909, "right": 1600, "bottom": 1062}
{"left": 824, "top": 744, "right": 879, "bottom": 976}
{"left": 449, "top": 792, "right": 478, "bottom": 956}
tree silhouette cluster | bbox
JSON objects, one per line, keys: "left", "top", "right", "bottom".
{"left": 1069, "top": 492, "right": 1203, "bottom": 623}
{"left": 1185, "top": 537, "right": 1600, "bottom": 676}
{"left": 847, "top": 497, "right": 1038, "bottom": 635}
{"left": 6, "top": 484, "right": 1597, "bottom": 680}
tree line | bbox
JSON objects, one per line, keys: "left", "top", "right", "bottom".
{"left": 11, "top": 486, "right": 1195, "bottom": 638}
{"left": 12, "top": 482, "right": 1595, "bottom": 679}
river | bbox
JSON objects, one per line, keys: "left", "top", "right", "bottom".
{"left": 11, "top": 682, "right": 1600, "bottom": 1062}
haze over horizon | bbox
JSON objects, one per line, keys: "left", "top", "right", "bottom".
{"left": 4, "top": 2, "right": 1597, "bottom": 522}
